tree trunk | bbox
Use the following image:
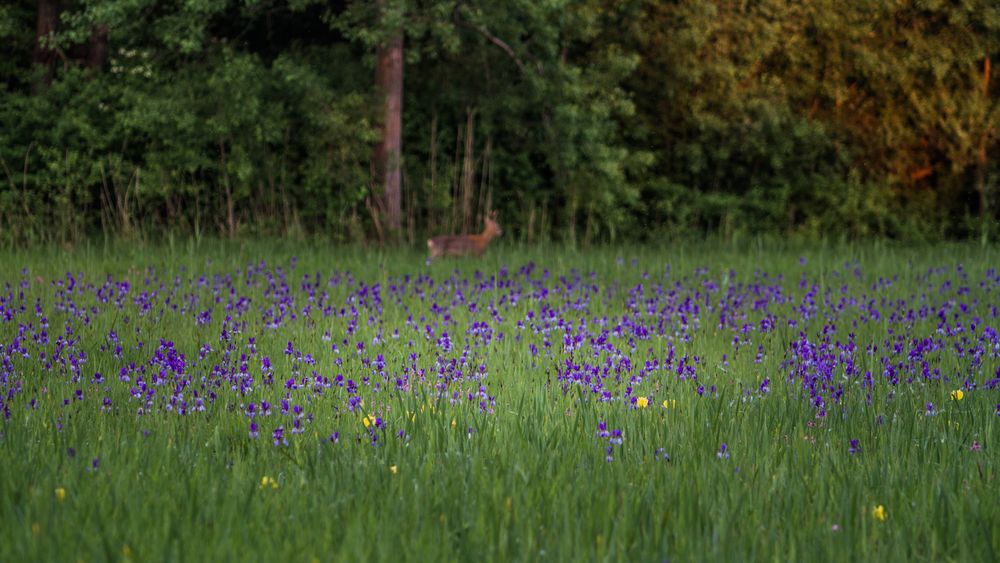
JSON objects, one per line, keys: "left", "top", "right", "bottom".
{"left": 86, "top": 24, "right": 109, "bottom": 72}
{"left": 460, "top": 108, "right": 475, "bottom": 233}
{"left": 976, "top": 57, "right": 992, "bottom": 239}
{"left": 33, "top": 0, "right": 60, "bottom": 88}
{"left": 374, "top": 32, "right": 404, "bottom": 240}
{"left": 976, "top": 135, "right": 989, "bottom": 222}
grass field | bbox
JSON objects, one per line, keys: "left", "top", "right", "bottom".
{"left": 1, "top": 239, "right": 998, "bottom": 562}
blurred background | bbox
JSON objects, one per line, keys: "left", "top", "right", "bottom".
{"left": 1, "top": 0, "right": 997, "bottom": 246}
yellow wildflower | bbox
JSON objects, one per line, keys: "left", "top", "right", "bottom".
{"left": 260, "top": 476, "right": 278, "bottom": 489}
{"left": 54, "top": 487, "right": 66, "bottom": 502}
{"left": 950, "top": 389, "right": 964, "bottom": 401}
{"left": 636, "top": 396, "right": 649, "bottom": 408}
{"left": 389, "top": 465, "right": 398, "bottom": 474}
{"left": 872, "top": 505, "right": 887, "bottom": 521}
{"left": 662, "top": 399, "right": 676, "bottom": 409}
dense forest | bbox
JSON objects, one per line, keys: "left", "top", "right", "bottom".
{"left": 1, "top": 0, "right": 998, "bottom": 245}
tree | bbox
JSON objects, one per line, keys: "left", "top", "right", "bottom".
{"left": 33, "top": 0, "right": 59, "bottom": 87}
{"left": 373, "top": 0, "right": 403, "bottom": 241}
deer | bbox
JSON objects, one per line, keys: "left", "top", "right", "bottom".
{"left": 427, "top": 211, "right": 502, "bottom": 260}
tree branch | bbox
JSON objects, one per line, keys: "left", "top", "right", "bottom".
{"left": 452, "top": 5, "right": 525, "bottom": 72}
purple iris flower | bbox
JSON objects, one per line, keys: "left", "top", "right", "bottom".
{"left": 272, "top": 426, "right": 286, "bottom": 446}
{"left": 597, "top": 421, "right": 610, "bottom": 439}
{"left": 717, "top": 443, "right": 729, "bottom": 460}
{"left": 849, "top": 439, "right": 861, "bottom": 454}
{"left": 610, "top": 429, "right": 623, "bottom": 445}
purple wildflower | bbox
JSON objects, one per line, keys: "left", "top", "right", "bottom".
{"left": 597, "top": 421, "right": 610, "bottom": 439}
{"left": 849, "top": 439, "right": 861, "bottom": 454}
{"left": 272, "top": 426, "right": 287, "bottom": 446}
{"left": 437, "top": 332, "right": 452, "bottom": 353}
{"left": 610, "top": 429, "right": 623, "bottom": 445}
{"left": 717, "top": 443, "right": 729, "bottom": 460}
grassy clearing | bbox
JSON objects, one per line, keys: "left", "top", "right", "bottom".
{"left": 0, "top": 239, "right": 998, "bottom": 562}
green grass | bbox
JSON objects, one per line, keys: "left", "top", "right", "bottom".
{"left": 0, "top": 238, "right": 998, "bottom": 562}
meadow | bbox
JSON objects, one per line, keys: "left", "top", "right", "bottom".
{"left": 1, "top": 239, "right": 998, "bottom": 562}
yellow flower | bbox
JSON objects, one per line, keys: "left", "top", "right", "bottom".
{"left": 872, "top": 505, "right": 887, "bottom": 521}
{"left": 31, "top": 522, "right": 40, "bottom": 536}
{"left": 389, "top": 465, "right": 398, "bottom": 474}
{"left": 260, "top": 476, "right": 278, "bottom": 489}
{"left": 363, "top": 414, "right": 374, "bottom": 428}
{"left": 662, "top": 399, "right": 676, "bottom": 409}
{"left": 451, "top": 419, "right": 457, "bottom": 429}
{"left": 54, "top": 487, "right": 66, "bottom": 502}
{"left": 950, "top": 389, "right": 964, "bottom": 401}
{"left": 636, "top": 396, "right": 649, "bottom": 408}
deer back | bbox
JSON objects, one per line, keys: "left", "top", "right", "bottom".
{"left": 427, "top": 211, "right": 501, "bottom": 260}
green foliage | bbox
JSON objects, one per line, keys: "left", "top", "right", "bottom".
{"left": 0, "top": 0, "right": 997, "bottom": 244}
{"left": 630, "top": 0, "right": 1000, "bottom": 241}
{"left": 1, "top": 1, "right": 376, "bottom": 243}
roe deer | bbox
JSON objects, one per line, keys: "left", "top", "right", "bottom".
{"left": 427, "top": 211, "right": 502, "bottom": 260}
